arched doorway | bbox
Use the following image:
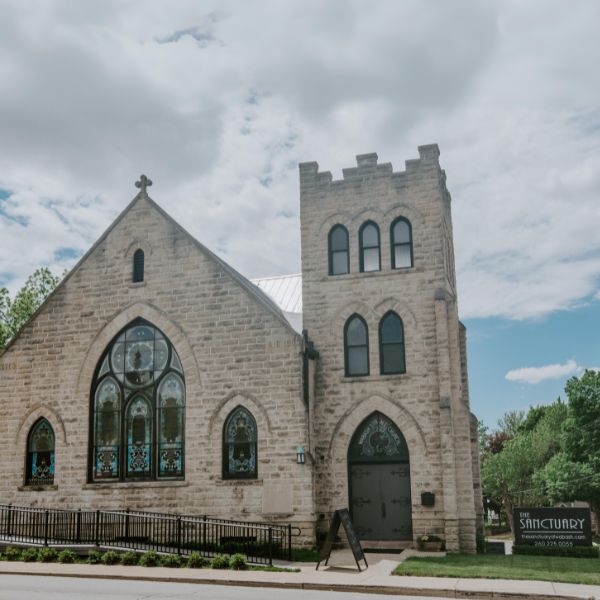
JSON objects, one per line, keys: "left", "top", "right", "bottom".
{"left": 348, "top": 412, "right": 412, "bottom": 541}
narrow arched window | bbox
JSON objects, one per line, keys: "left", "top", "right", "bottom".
{"left": 158, "top": 373, "right": 185, "bottom": 477}
{"left": 391, "top": 218, "right": 413, "bottom": 269}
{"left": 133, "top": 249, "right": 144, "bottom": 282}
{"left": 359, "top": 221, "right": 380, "bottom": 272}
{"left": 328, "top": 225, "right": 349, "bottom": 275}
{"left": 26, "top": 419, "right": 55, "bottom": 486}
{"left": 223, "top": 407, "right": 257, "bottom": 479}
{"left": 344, "top": 315, "right": 369, "bottom": 376}
{"left": 126, "top": 396, "right": 152, "bottom": 478}
{"left": 379, "top": 311, "right": 406, "bottom": 374}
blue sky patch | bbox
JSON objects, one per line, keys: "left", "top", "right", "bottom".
{"left": 54, "top": 247, "right": 81, "bottom": 262}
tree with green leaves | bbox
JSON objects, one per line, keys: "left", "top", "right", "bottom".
{"left": 0, "top": 267, "right": 62, "bottom": 352}
{"left": 481, "top": 401, "right": 566, "bottom": 533}
{"left": 535, "top": 371, "right": 600, "bottom": 517}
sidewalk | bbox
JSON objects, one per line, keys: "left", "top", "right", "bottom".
{"left": 0, "top": 551, "right": 598, "bottom": 600}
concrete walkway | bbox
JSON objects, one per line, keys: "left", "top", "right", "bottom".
{"left": 0, "top": 551, "right": 599, "bottom": 600}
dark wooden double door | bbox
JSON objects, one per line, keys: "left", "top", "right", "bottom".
{"left": 349, "top": 462, "right": 412, "bottom": 541}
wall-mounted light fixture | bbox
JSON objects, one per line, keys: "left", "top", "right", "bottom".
{"left": 296, "top": 446, "right": 306, "bottom": 464}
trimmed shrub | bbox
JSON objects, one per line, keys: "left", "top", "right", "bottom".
{"left": 120, "top": 551, "right": 139, "bottom": 566}
{"left": 139, "top": 551, "right": 160, "bottom": 567}
{"left": 476, "top": 533, "right": 486, "bottom": 554}
{"left": 187, "top": 552, "right": 209, "bottom": 569}
{"left": 22, "top": 548, "right": 39, "bottom": 562}
{"left": 210, "top": 554, "right": 230, "bottom": 569}
{"left": 2, "top": 546, "right": 22, "bottom": 561}
{"left": 58, "top": 549, "right": 77, "bottom": 564}
{"left": 87, "top": 550, "right": 102, "bottom": 564}
{"left": 512, "top": 544, "right": 599, "bottom": 559}
{"left": 101, "top": 550, "right": 121, "bottom": 565}
{"left": 38, "top": 548, "right": 58, "bottom": 563}
{"left": 229, "top": 553, "right": 247, "bottom": 571}
{"left": 160, "top": 554, "right": 184, "bottom": 568}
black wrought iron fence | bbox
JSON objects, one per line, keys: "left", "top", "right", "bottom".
{"left": 0, "top": 504, "right": 296, "bottom": 565}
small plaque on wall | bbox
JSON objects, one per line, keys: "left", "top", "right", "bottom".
{"left": 421, "top": 492, "right": 435, "bottom": 507}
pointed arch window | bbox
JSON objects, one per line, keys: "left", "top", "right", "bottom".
{"left": 344, "top": 314, "right": 369, "bottom": 376}
{"left": 133, "top": 249, "right": 144, "bottom": 282}
{"left": 359, "top": 221, "right": 380, "bottom": 272}
{"left": 89, "top": 319, "right": 185, "bottom": 482}
{"left": 379, "top": 311, "right": 406, "bottom": 374}
{"left": 391, "top": 218, "right": 413, "bottom": 269}
{"left": 328, "top": 225, "right": 349, "bottom": 275}
{"left": 223, "top": 407, "right": 257, "bottom": 479}
{"left": 26, "top": 419, "right": 55, "bottom": 486}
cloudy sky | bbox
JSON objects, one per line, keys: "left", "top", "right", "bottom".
{"left": 1, "top": 0, "right": 599, "bottom": 427}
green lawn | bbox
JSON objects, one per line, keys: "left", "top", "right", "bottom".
{"left": 393, "top": 554, "right": 600, "bottom": 585}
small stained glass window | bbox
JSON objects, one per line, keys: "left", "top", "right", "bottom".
{"left": 26, "top": 419, "right": 55, "bottom": 486}
{"left": 223, "top": 407, "right": 257, "bottom": 479}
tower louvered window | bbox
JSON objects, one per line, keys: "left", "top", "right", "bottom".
{"left": 133, "top": 249, "right": 144, "bottom": 282}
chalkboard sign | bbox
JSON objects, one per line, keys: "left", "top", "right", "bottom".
{"left": 316, "top": 508, "right": 368, "bottom": 571}
{"left": 514, "top": 507, "right": 592, "bottom": 547}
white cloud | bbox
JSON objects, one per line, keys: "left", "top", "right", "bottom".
{"left": 0, "top": 0, "right": 599, "bottom": 325}
{"left": 505, "top": 360, "right": 581, "bottom": 384}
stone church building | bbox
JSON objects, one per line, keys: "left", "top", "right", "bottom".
{"left": 0, "top": 145, "right": 483, "bottom": 552}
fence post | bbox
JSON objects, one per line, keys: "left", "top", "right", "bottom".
{"left": 95, "top": 510, "right": 100, "bottom": 547}
{"left": 125, "top": 507, "right": 130, "bottom": 541}
{"left": 177, "top": 516, "right": 182, "bottom": 556}
{"left": 287, "top": 524, "right": 292, "bottom": 561}
{"left": 43, "top": 509, "right": 49, "bottom": 547}
{"left": 268, "top": 526, "right": 273, "bottom": 566}
{"left": 202, "top": 515, "right": 207, "bottom": 551}
{"left": 6, "top": 503, "right": 13, "bottom": 537}
{"left": 76, "top": 509, "right": 81, "bottom": 544}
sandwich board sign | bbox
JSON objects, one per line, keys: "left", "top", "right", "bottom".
{"left": 316, "top": 508, "right": 368, "bottom": 571}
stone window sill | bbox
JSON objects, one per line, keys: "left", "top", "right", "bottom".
{"left": 129, "top": 281, "right": 147, "bottom": 289}
{"left": 323, "top": 267, "right": 418, "bottom": 282}
{"left": 215, "top": 478, "right": 263, "bottom": 487}
{"left": 83, "top": 480, "right": 188, "bottom": 490}
{"left": 341, "top": 373, "right": 409, "bottom": 383}
{"left": 18, "top": 485, "right": 58, "bottom": 492}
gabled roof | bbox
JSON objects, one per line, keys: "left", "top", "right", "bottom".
{"left": 0, "top": 187, "right": 301, "bottom": 357}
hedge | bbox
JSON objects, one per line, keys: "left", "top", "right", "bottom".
{"left": 512, "top": 544, "right": 599, "bottom": 559}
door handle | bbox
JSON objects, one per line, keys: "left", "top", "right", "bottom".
{"left": 382, "top": 502, "right": 386, "bottom": 518}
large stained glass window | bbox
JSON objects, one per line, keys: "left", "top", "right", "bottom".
{"left": 26, "top": 418, "right": 55, "bottom": 486}
{"left": 223, "top": 407, "right": 257, "bottom": 479}
{"left": 90, "top": 319, "right": 185, "bottom": 482}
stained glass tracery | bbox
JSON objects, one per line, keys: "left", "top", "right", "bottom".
{"left": 223, "top": 407, "right": 257, "bottom": 479}
{"left": 349, "top": 412, "right": 409, "bottom": 463}
{"left": 27, "top": 418, "right": 55, "bottom": 486}
{"left": 91, "top": 319, "right": 185, "bottom": 481}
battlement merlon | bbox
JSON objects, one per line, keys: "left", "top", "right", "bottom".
{"left": 299, "top": 144, "right": 442, "bottom": 193}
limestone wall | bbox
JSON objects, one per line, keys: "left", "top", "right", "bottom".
{"left": 299, "top": 146, "right": 478, "bottom": 552}
{"left": 0, "top": 194, "right": 315, "bottom": 544}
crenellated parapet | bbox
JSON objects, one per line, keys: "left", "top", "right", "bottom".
{"left": 299, "top": 144, "right": 442, "bottom": 193}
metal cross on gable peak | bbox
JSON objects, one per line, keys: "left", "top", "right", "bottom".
{"left": 135, "top": 174, "right": 153, "bottom": 193}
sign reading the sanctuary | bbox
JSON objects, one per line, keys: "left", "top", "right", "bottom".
{"left": 514, "top": 507, "right": 592, "bottom": 547}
